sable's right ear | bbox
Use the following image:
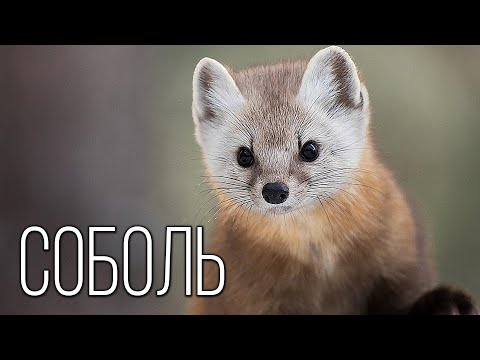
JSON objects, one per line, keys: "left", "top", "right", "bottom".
{"left": 192, "top": 57, "right": 244, "bottom": 125}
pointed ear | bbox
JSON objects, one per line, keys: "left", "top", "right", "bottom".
{"left": 192, "top": 57, "right": 244, "bottom": 125}
{"left": 298, "top": 46, "right": 368, "bottom": 115}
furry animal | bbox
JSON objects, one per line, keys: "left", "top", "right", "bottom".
{"left": 189, "top": 46, "right": 478, "bottom": 315}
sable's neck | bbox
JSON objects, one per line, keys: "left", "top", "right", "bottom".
{"left": 216, "top": 145, "right": 391, "bottom": 261}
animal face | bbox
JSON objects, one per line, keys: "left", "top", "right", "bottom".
{"left": 192, "top": 46, "right": 371, "bottom": 216}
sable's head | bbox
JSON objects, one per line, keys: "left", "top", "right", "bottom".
{"left": 192, "top": 46, "right": 371, "bottom": 215}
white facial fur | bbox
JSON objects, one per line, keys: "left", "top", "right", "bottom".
{"left": 192, "top": 46, "right": 370, "bottom": 216}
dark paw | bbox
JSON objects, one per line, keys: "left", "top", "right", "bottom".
{"left": 409, "top": 286, "right": 479, "bottom": 315}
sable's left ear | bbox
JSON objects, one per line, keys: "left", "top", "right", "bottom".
{"left": 298, "top": 46, "right": 368, "bottom": 115}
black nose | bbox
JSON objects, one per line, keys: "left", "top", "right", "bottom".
{"left": 262, "top": 182, "right": 289, "bottom": 204}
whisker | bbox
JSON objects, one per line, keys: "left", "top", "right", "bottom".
{"left": 198, "top": 197, "right": 244, "bottom": 225}
{"left": 316, "top": 195, "right": 334, "bottom": 237}
{"left": 194, "top": 175, "right": 253, "bottom": 187}
{"left": 194, "top": 189, "right": 248, "bottom": 224}
{"left": 207, "top": 199, "right": 250, "bottom": 225}
{"left": 344, "top": 182, "right": 386, "bottom": 196}
{"left": 245, "top": 204, "right": 254, "bottom": 230}
{"left": 324, "top": 195, "right": 349, "bottom": 219}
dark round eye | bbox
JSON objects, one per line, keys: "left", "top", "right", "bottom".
{"left": 300, "top": 141, "right": 320, "bottom": 162}
{"left": 237, "top": 147, "right": 255, "bottom": 168}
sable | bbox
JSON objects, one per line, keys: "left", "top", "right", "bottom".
{"left": 190, "top": 46, "right": 478, "bottom": 315}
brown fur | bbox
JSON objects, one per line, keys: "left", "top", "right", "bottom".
{"left": 189, "top": 53, "right": 476, "bottom": 315}
{"left": 189, "top": 141, "right": 433, "bottom": 314}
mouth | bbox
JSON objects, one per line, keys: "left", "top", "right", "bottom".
{"left": 264, "top": 204, "right": 294, "bottom": 215}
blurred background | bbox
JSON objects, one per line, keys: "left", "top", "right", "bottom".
{"left": 1, "top": 45, "right": 479, "bottom": 314}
